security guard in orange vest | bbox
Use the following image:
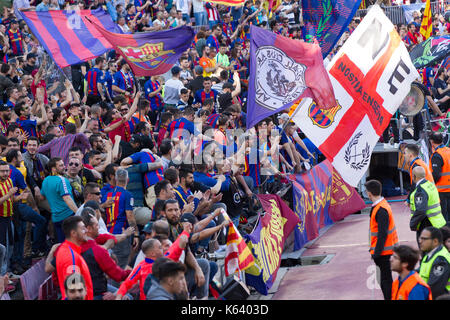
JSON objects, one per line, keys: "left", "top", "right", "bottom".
{"left": 390, "top": 245, "right": 432, "bottom": 300}
{"left": 429, "top": 132, "right": 450, "bottom": 223}
{"left": 404, "top": 143, "right": 434, "bottom": 187}
{"left": 365, "top": 179, "right": 399, "bottom": 300}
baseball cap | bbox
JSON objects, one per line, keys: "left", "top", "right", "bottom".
{"left": 180, "top": 213, "right": 197, "bottom": 225}
{"left": 142, "top": 221, "right": 153, "bottom": 234}
{"left": 171, "top": 66, "right": 181, "bottom": 75}
{"left": 277, "top": 113, "right": 290, "bottom": 122}
{"left": 0, "top": 104, "right": 9, "bottom": 112}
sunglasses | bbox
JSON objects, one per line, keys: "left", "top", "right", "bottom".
{"left": 120, "top": 108, "right": 129, "bottom": 112}
{"left": 92, "top": 192, "right": 101, "bottom": 196}
{"left": 68, "top": 162, "right": 80, "bottom": 167}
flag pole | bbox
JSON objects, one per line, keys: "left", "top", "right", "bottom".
{"left": 281, "top": 98, "right": 306, "bottom": 131}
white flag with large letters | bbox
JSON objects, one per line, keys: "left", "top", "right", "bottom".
{"left": 292, "top": 5, "right": 419, "bottom": 187}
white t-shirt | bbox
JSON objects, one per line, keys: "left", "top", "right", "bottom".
{"left": 192, "top": 0, "right": 204, "bottom": 13}
{"left": 176, "top": 0, "right": 190, "bottom": 15}
{"left": 164, "top": 78, "right": 185, "bottom": 104}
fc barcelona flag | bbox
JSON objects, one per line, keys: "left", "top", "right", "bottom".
{"left": 246, "top": 25, "right": 336, "bottom": 129}
{"left": 20, "top": 9, "right": 121, "bottom": 69}
{"left": 89, "top": 21, "right": 195, "bottom": 77}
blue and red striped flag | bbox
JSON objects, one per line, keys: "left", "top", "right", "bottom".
{"left": 20, "top": 9, "right": 121, "bottom": 69}
{"left": 88, "top": 21, "right": 195, "bottom": 77}
{"left": 302, "top": 0, "right": 362, "bottom": 58}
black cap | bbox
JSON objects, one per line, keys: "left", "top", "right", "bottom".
{"left": 10, "top": 19, "right": 18, "bottom": 25}
{"left": 0, "top": 104, "right": 9, "bottom": 112}
{"left": 180, "top": 213, "right": 197, "bottom": 225}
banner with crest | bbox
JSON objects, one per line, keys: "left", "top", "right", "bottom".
{"left": 292, "top": 5, "right": 419, "bottom": 187}
{"left": 246, "top": 25, "right": 336, "bottom": 129}
{"left": 88, "top": 22, "right": 195, "bottom": 77}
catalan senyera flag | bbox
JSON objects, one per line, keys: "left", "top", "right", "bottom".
{"left": 419, "top": 0, "right": 432, "bottom": 40}
{"left": 223, "top": 211, "right": 255, "bottom": 277}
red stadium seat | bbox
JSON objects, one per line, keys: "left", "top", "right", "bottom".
{"left": 38, "top": 276, "right": 58, "bottom": 300}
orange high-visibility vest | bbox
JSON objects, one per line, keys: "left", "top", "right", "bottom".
{"left": 409, "top": 158, "right": 434, "bottom": 185}
{"left": 369, "top": 199, "right": 399, "bottom": 256}
{"left": 429, "top": 146, "right": 450, "bottom": 193}
{"left": 392, "top": 272, "right": 432, "bottom": 300}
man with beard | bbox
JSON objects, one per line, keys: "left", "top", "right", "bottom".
{"left": 14, "top": 100, "right": 48, "bottom": 138}
{"left": 68, "top": 147, "right": 99, "bottom": 187}
{"left": 64, "top": 273, "right": 88, "bottom": 300}
{"left": 53, "top": 216, "right": 93, "bottom": 300}
{"left": 0, "top": 104, "right": 11, "bottom": 136}
{"left": 22, "top": 137, "right": 48, "bottom": 204}
{"left": 65, "top": 157, "right": 84, "bottom": 207}
{"left": 162, "top": 199, "right": 210, "bottom": 300}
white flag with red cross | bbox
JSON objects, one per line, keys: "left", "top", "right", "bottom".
{"left": 292, "top": 5, "right": 419, "bottom": 187}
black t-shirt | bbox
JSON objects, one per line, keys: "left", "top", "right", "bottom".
{"left": 187, "top": 76, "right": 204, "bottom": 97}
{"left": 434, "top": 78, "right": 448, "bottom": 99}
{"left": 80, "top": 167, "right": 98, "bottom": 187}
{"left": 217, "top": 92, "right": 232, "bottom": 113}
{"left": 22, "top": 63, "right": 38, "bottom": 76}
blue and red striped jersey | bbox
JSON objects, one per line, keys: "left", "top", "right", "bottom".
{"left": 144, "top": 79, "right": 162, "bottom": 112}
{"left": 194, "top": 89, "right": 218, "bottom": 105}
{"left": 207, "top": 113, "right": 220, "bottom": 129}
{"left": 167, "top": 117, "right": 195, "bottom": 140}
{"left": 129, "top": 151, "right": 164, "bottom": 189}
{"left": 85, "top": 67, "right": 104, "bottom": 96}
{"left": 102, "top": 186, "right": 134, "bottom": 235}
{"left": 7, "top": 29, "right": 23, "bottom": 55}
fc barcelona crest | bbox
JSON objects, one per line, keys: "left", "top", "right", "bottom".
{"left": 308, "top": 100, "right": 342, "bottom": 129}
{"left": 117, "top": 42, "right": 175, "bottom": 70}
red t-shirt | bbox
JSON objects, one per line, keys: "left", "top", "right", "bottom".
{"left": 55, "top": 240, "right": 94, "bottom": 300}
{"left": 108, "top": 118, "right": 131, "bottom": 144}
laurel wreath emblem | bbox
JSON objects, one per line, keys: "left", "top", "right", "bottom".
{"left": 305, "top": 0, "right": 333, "bottom": 44}
{"left": 344, "top": 132, "right": 370, "bottom": 170}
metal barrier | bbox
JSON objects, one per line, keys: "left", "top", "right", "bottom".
{"left": 355, "top": 1, "right": 450, "bottom": 25}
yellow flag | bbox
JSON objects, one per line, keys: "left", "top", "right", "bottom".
{"left": 420, "top": 0, "right": 432, "bottom": 39}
